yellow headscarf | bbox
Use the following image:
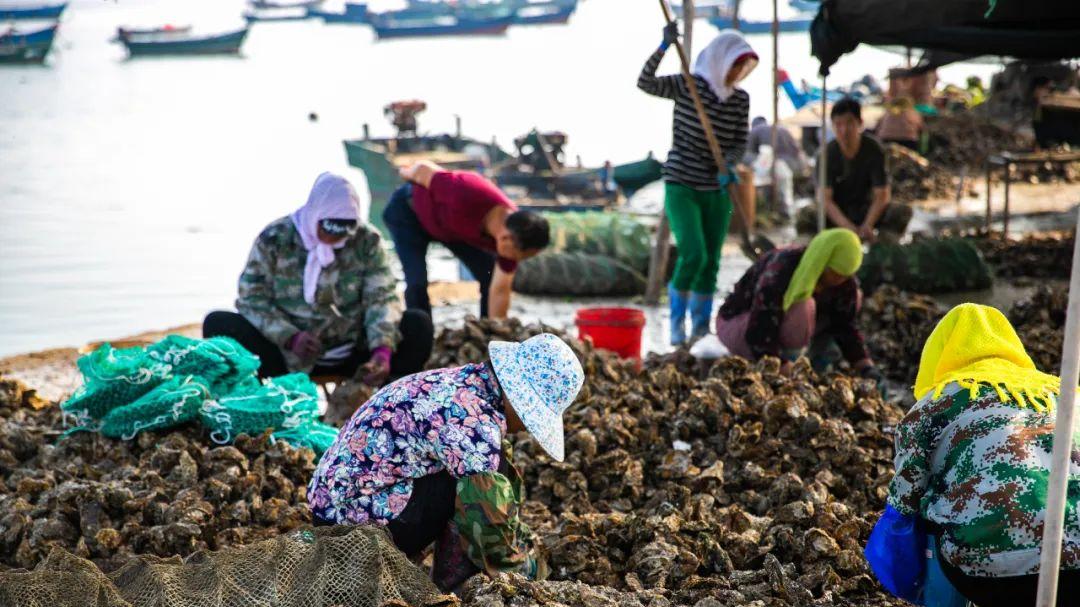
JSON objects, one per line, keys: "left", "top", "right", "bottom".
{"left": 782, "top": 228, "right": 863, "bottom": 312}
{"left": 913, "top": 303, "right": 1061, "bottom": 412}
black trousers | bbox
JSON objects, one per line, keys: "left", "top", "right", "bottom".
{"left": 939, "top": 546, "right": 1080, "bottom": 607}
{"left": 382, "top": 183, "right": 497, "bottom": 318}
{"left": 202, "top": 309, "right": 434, "bottom": 380}
{"left": 310, "top": 471, "right": 456, "bottom": 558}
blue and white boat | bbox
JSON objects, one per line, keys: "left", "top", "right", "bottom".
{"left": 513, "top": 0, "right": 576, "bottom": 25}
{"left": 370, "top": 8, "right": 514, "bottom": 38}
{"left": 709, "top": 15, "right": 812, "bottom": 33}
{"left": 244, "top": 6, "right": 311, "bottom": 22}
{"left": 0, "top": 22, "right": 57, "bottom": 62}
{"left": 0, "top": 2, "right": 66, "bottom": 20}
{"left": 118, "top": 26, "right": 249, "bottom": 56}
{"left": 307, "top": 2, "right": 368, "bottom": 23}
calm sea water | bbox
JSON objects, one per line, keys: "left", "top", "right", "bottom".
{"left": 0, "top": 0, "right": 998, "bottom": 357}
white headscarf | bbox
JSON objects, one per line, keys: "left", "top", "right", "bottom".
{"left": 290, "top": 172, "right": 362, "bottom": 305}
{"left": 692, "top": 29, "right": 758, "bottom": 102}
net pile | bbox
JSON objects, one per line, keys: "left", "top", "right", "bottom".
{"left": 0, "top": 526, "right": 450, "bottom": 607}
{"left": 514, "top": 212, "right": 651, "bottom": 296}
{"left": 857, "top": 238, "right": 992, "bottom": 294}
{"left": 61, "top": 335, "right": 337, "bottom": 454}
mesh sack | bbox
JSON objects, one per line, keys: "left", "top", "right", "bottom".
{"left": 200, "top": 373, "right": 319, "bottom": 445}
{"left": 0, "top": 548, "right": 130, "bottom": 607}
{"left": 514, "top": 251, "right": 646, "bottom": 296}
{"left": 543, "top": 212, "right": 652, "bottom": 272}
{"left": 145, "top": 336, "right": 260, "bottom": 395}
{"left": 62, "top": 344, "right": 171, "bottom": 427}
{"left": 857, "top": 238, "right": 992, "bottom": 294}
{"left": 99, "top": 375, "right": 210, "bottom": 440}
{"left": 0, "top": 526, "right": 451, "bottom": 607}
{"left": 272, "top": 420, "right": 340, "bottom": 455}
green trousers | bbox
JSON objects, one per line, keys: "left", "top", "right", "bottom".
{"left": 665, "top": 182, "right": 733, "bottom": 294}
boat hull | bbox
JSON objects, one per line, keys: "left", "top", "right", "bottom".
{"left": 0, "top": 24, "right": 57, "bottom": 63}
{"left": 308, "top": 2, "right": 368, "bottom": 23}
{"left": 514, "top": 2, "right": 575, "bottom": 25}
{"left": 372, "top": 15, "right": 514, "bottom": 39}
{"left": 0, "top": 3, "right": 66, "bottom": 20}
{"left": 122, "top": 29, "right": 249, "bottom": 56}
{"left": 709, "top": 16, "right": 811, "bottom": 33}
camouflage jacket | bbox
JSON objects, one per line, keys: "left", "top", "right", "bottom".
{"left": 888, "top": 382, "right": 1080, "bottom": 576}
{"left": 453, "top": 440, "right": 539, "bottom": 578}
{"left": 236, "top": 217, "right": 401, "bottom": 371}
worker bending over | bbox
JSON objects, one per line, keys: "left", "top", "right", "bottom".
{"left": 204, "top": 172, "right": 432, "bottom": 385}
{"left": 307, "top": 333, "right": 584, "bottom": 590}
{"left": 716, "top": 228, "right": 883, "bottom": 387}
{"left": 888, "top": 303, "right": 1080, "bottom": 606}
{"left": 384, "top": 161, "right": 550, "bottom": 319}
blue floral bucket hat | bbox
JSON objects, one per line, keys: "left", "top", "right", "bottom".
{"left": 489, "top": 333, "right": 584, "bottom": 462}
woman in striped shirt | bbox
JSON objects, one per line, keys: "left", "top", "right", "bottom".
{"left": 639, "top": 25, "right": 757, "bottom": 345}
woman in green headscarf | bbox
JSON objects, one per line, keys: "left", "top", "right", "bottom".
{"left": 716, "top": 229, "right": 881, "bottom": 382}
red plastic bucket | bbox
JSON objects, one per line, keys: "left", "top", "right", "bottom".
{"left": 575, "top": 307, "right": 646, "bottom": 360}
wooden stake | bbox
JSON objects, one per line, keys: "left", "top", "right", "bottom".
{"left": 1035, "top": 212, "right": 1080, "bottom": 606}
{"left": 817, "top": 74, "right": 827, "bottom": 232}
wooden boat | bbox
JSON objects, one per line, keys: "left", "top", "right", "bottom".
{"left": 513, "top": 0, "right": 576, "bottom": 25}
{"left": 0, "top": 22, "right": 57, "bottom": 62}
{"left": 119, "top": 27, "right": 249, "bottom": 56}
{"left": 370, "top": 11, "right": 514, "bottom": 39}
{"left": 307, "top": 2, "right": 368, "bottom": 23}
{"left": 0, "top": 2, "right": 66, "bottom": 20}
{"left": 112, "top": 24, "right": 190, "bottom": 42}
{"left": 244, "top": 7, "right": 311, "bottom": 22}
{"left": 788, "top": 0, "right": 819, "bottom": 13}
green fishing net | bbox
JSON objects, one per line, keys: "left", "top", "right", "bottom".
{"left": 858, "top": 238, "right": 993, "bottom": 294}
{"left": 63, "top": 337, "right": 338, "bottom": 454}
{"left": 542, "top": 211, "right": 652, "bottom": 272}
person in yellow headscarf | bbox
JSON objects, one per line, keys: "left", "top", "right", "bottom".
{"left": 715, "top": 228, "right": 881, "bottom": 382}
{"left": 888, "top": 303, "right": 1080, "bottom": 607}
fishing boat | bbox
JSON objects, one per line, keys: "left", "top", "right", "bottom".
{"left": 115, "top": 24, "right": 192, "bottom": 38}
{"left": 787, "top": 0, "right": 819, "bottom": 13}
{"left": 670, "top": 0, "right": 727, "bottom": 19}
{"left": 0, "top": 2, "right": 66, "bottom": 20}
{"left": 118, "top": 27, "right": 249, "bottom": 56}
{"left": 370, "top": 10, "right": 514, "bottom": 39}
{"left": 513, "top": 0, "right": 576, "bottom": 25}
{"left": 367, "top": 0, "right": 453, "bottom": 21}
{"left": 343, "top": 101, "right": 511, "bottom": 231}
{"left": 0, "top": 22, "right": 57, "bottom": 62}
{"left": 244, "top": 7, "right": 311, "bottom": 22}
{"left": 709, "top": 14, "right": 812, "bottom": 33}
{"left": 307, "top": 2, "right": 368, "bottom": 23}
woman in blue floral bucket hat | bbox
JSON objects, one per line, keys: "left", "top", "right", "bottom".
{"left": 307, "top": 332, "right": 584, "bottom": 591}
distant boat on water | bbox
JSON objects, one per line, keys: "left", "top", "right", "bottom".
{"left": 248, "top": 0, "right": 322, "bottom": 9}
{"left": 307, "top": 2, "right": 368, "bottom": 23}
{"left": 0, "top": 22, "right": 57, "bottom": 62}
{"left": 513, "top": 0, "right": 576, "bottom": 25}
{"left": 118, "top": 27, "right": 250, "bottom": 56}
{"left": 111, "top": 24, "right": 191, "bottom": 42}
{"left": 370, "top": 11, "right": 514, "bottom": 39}
{"left": 244, "top": 7, "right": 311, "bottom": 22}
{"left": 0, "top": 2, "right": 66, "bottom": 20}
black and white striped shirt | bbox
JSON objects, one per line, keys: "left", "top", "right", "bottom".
{"left": 638, "top": 47, "right": 749, "bottom": 190}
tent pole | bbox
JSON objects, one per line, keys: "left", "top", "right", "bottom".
{"left": 817, "top": 74, "right": 827, "bottom": 232}
{"left": 770, "top": 0, "right": 779, "bottom": 215}
{"left": 1035, "top": 209, "right": 1080, "bottom": 607}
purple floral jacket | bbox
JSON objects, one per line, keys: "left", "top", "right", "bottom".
{"left": 718, "top": 246, "right": 869, "bottom": 364}
{"left": 307, "top": 363, "right": 506, "bottom": 525}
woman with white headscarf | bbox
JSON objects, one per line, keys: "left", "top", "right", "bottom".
{"left": 204, "top": 172, "right": 433, "bottom": 386}
{"left": 638, "top": 25, "right": 757, "bottom": 345}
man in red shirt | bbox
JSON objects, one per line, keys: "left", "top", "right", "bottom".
{"left": 383, "top": 161, "right": 550, "bottom": 319}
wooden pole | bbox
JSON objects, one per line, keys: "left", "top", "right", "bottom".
{"left": 817, "top": 74, "right": 827, "bottom": 232}
{"left": 769, "top": 0, "right": 779, "bottom": 214}
{"left": 1034, "top": 211, "right": 1080, "bottom": 607}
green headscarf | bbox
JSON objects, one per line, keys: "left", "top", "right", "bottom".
{"left": 782, "top": 228, "right": 863, "bottom": 311}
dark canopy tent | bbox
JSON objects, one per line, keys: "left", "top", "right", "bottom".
{"left": 810, "top": 0, "right": 1080, "bottom": 74}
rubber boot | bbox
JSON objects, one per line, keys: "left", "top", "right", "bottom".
{"left": 688, "top": 293, "right": 715, "bottom": 340}
{"left": 668, "top": 285, "right": 689, "bottom": 346}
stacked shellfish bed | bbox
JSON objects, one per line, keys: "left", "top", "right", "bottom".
{"left": 0, "top": 298, "right": 1068, "bottom": 606}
